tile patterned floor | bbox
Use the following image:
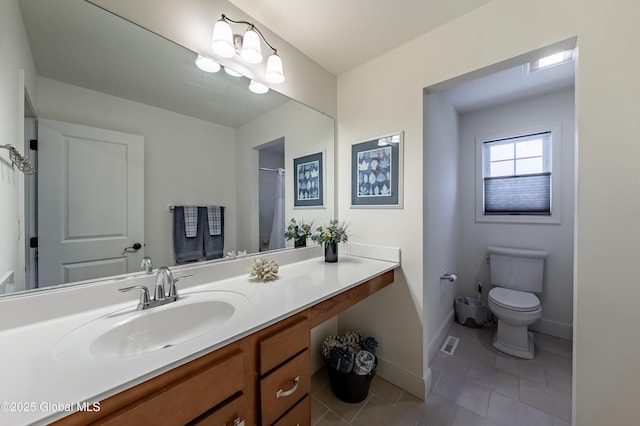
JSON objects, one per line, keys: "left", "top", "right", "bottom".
{"left": 311, "top": 323, "right": 573, "bottom": 426}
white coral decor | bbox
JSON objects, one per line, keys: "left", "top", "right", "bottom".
{"left": 249, "top": 257, "right": 279, "bottom": 282}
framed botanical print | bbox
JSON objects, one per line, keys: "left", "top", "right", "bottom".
{"left": 294, "top": 152, "right": 324, "bottom": 208}
{"left": 351, "top": 132, "right": 403, "bottom": 208}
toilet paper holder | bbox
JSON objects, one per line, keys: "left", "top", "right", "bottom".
{"left": 439, "top": 270, "right": 457, "bottom": 282}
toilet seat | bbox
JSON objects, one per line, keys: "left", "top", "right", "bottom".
{"left": 489, "top": 287, "right": 540, "bottom": 312}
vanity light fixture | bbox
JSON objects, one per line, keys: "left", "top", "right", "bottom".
{"left": 195, "top": 54, "right": 221, "bottom": 73}
{"left": 249, "top": 80, "right": 269, "bottom": 94}
{"left": 211, "top": 14, "right": 285, "bottom": 85}
{"left": 224, "top": 66, "right": 243, "bottom": 77}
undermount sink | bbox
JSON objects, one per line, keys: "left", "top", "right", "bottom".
{"left": 53, "top": 290, "right": 248, "bottom": 360}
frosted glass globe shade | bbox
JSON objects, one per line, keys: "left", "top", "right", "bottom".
{"left": 211, "top": 19, "right": 235, "bottom": 58}
{"left": 240, "top": 29, "right": 263, "bottom": 64}
{"left": 266, "top": 53, "right": 285, "bottom": 84}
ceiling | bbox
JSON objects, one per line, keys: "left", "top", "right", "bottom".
{"left": 225, "top": 0, "right": 574, "bottom": 111}
{"left": 227, "top": 0, "right": 493, "bottom": 75}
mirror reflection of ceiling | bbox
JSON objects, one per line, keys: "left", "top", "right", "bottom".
{"left": 20, "top": 0, "right": 289, "bottom": 128}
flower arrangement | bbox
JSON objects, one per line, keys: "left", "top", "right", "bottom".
{"left": 284, "top": 218, "right": 314, "bottom": 243}
{"left": 311, "top": 220, "right": 349, "bottom": 245}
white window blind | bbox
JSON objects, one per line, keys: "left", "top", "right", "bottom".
{"left": 483, "top": 132, "right": 552, "bottom": 215}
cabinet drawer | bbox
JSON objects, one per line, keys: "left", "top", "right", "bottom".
{"left": 272, "top": 395, "right": 310, "bottom": 426}
{"left": 259, "top": 316, "right": 309, "bottom": 375}
{"left": 260, "top": 350, "right": 310, "bottom": 425}
{"left": 101, "top": 350, "right": 245, "bottom": 425}
{"left": 189, "top": 393, "right": 246, "bottom": 426}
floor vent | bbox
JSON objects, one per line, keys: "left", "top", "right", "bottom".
{"left": 440, "top": 336, "right": 460, "bottom": 355}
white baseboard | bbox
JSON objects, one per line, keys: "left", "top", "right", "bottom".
{"left": 376, "top": 357, "right": 431, "bottom": 400}
{"left": 427, "top": 310, "right": 455, "bottom": 362}
{"left": 531, "top": 318, "right": 573, "bottom": 340}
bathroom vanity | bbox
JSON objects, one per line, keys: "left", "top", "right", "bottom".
{"left": 0, "top": 247, "right": 398, "bottom": 425}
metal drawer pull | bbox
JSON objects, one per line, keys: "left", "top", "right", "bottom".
{"left": 276, "top": 376, "right": 300, "bottom": 398}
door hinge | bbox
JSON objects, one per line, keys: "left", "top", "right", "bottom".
{"left": 29, "top": 237, "right": 38, "bottom": 248}
{"left": 30, "top": 139, "right": 38, "bottom": 151}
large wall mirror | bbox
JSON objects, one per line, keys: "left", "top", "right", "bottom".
{"left": 3, "top": 0, "right": 335, "bottom": 296}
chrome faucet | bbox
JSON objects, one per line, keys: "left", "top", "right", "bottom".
{"left": 140, "top": 256, "right": 153, "bottom": 274}
{"left": 119, "top": 266, "right": 192, "bottom": 310}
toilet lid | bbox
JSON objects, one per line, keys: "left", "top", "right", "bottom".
{"left": 489, "top": 287, "right": 540, "bottom": 312}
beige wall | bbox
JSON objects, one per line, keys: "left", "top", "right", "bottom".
{"left": 337, "top": 0, "right": 640, "bottom": 423}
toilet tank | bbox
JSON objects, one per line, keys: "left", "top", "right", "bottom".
{"left": 488, "top": 246, "right": 548, "bottom": 293}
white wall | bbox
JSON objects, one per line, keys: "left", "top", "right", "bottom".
{"left": 337, "top": 0, "right": 640, "bottom": 423}
{"left": 235, "top": 101, "right": 335, "bottom": 253}
{"left": 423, "top": 91, "right": 460, "bottom": 361}
{"left": 457, "top": 88, "right": 575, "bottom": 339}
{"left": 35, "top": 77, "right": 237, "bottom": 269}
{"left": 0, "top": 0, "right": 37, "bottom": 293}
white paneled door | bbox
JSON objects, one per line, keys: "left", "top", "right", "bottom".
{"left": 37, "top": 119, "right": 144, "bottom": 287}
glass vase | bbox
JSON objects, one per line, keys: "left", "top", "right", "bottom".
{"left": 294, "top": 239, "right": 307, "bottom": 248}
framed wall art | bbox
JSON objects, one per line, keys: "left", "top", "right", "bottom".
{"left": 294, "top": 151, "right": 324, "bottom": 208}
{"left": 351, "top": 131, "right": 404, "bottom": 208}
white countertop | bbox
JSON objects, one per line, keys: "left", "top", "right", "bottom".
{"left": 0, "top": 253, "right": 398, "bottom": 425}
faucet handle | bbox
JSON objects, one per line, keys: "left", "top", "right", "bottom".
{"left": 140, "top": 256, "right": 153, "bottom": 274}
{"left": 168, "top": 275, "right": 193, "bottom": 299}
{"left": 119, "top": 285, "right": 151, "bottom": 310}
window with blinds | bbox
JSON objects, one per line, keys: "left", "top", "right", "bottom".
{"left": 482, "top": 132, "right": 552, "bottom": 215}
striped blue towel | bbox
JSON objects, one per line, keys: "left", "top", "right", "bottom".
{"left": 183, "top": 206, "right": 198, "bottom": 238}
{"left": 207, "top": 206, "right": 222, "bottom": 236}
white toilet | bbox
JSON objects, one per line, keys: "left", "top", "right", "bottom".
{"left": 487, "top": 246, "right": 547, "bottom": 359}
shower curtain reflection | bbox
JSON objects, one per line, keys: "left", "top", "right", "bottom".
{"left": 268, "top": 168, "right": 285, "bottom": 250}
{"left": 258, "top": 139, "right": 285, "bottom": 251}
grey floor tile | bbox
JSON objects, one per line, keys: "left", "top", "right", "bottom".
{"left": 537, "top": 333, "right": 573, "bottom": 359}
{"left": 312, "top": 395, "right": 330, "bottom": 425}
{"left": 451, "top": 406, "right": 500, "bottom": 426}
{"left": 487, "top": 391, "right": 553, "bottom": 426}
{"left": 545, "top": 367, "right": 573, "bottom": 396}
{"left": 396, "top": 391, "right": 456, "bottom": 426}
{"left": 352, "top": 395, "right": 417, "bottom": 426}
{"left": 314, "top": 383, "right": 371, "bottom": 423}
{"left": 531, "top": 348, "right": 572, "bottom": 373}
{"left": 312, "top": 327, "right": 572, "bottom": 426}
{"left": 312, "top": 367, "right": 330, "bottom": 394}
{"left": 314, "top": 409, "right": 351, "bottom": 426}
{"left": 434, "top": 375, "right": 491, "bottom": 417}
{"left": 369, "top": 376, "right": 404, "bottom": 404}
{"left": 519, "top": 378, "right": 572, "bottom": 422}
{"left": 431, "top": 352, "right": 471, "bottom": 384}
{"left": 452, "top": 338, "right": 497, "bottom": 367}
{"left": 449, "top": 322, "right": 495, "bottom": 347}
{"left": 466, "top": 361, "right": 519, "bottom": 398}
{"left": 495, "top": 353, "right": 547, "bottom": 386}
{"left": 552, "top": 416, "right": 572, "bottom": 426}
